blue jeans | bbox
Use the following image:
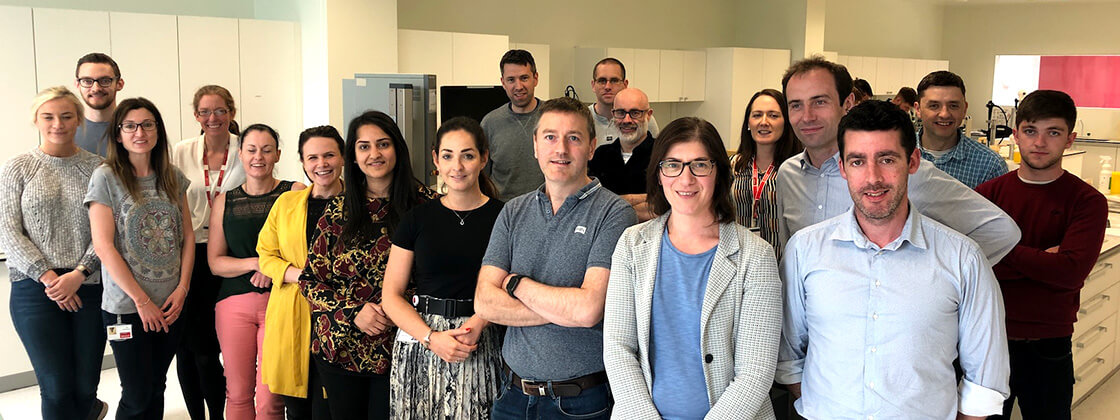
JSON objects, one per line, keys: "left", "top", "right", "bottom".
{"left": 491, "top": 372, "right": 612, "bottom": 420}
{"left": 103, "top": 310, "right": 184, "bottom": 420}
{"left": 9, "top": 280, "right": 106, "bottom": 420}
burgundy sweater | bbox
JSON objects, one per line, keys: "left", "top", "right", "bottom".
{"left": 976, "top": 171, "right": 1108, "bottom": 338}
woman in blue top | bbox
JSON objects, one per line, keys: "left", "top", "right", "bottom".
{"left": 603, "top": 117, "right": 782, "bottom": 419}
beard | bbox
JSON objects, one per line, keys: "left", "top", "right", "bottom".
{"left": 618, "top": 120, "right": 648, "bottom": 144}
{"left": 1022, "top": 153, "right": 1061, "bottom": 172}
{"left": 84, "top": 92, "right": 114, "bottom": 110}
{"left": 851, "top": 182, "right": 905, "bottom": 221}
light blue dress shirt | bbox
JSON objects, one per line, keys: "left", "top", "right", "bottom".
{"left": 774, "top": 151, "right": 1020, "bottom": 264}
{"left": 918, "top": 131, "right": 1008, "bottom": 189}
{"left": 777, "top": 207, "right": 1010, "bottom": 420}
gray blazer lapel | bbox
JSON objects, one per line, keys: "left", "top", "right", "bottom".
{"left": 700, "top": 223, "right": 741, "bottom": 340}
{"left": 633, "top": 214, "right": 667, "bottom": 357}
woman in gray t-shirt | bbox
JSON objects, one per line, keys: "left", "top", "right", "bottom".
{"left": 85, "top": 97, "right": 194, "bottom": 419}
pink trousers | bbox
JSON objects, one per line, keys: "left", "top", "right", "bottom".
{"left": 215, "top": 292, "right": 284, "bottom": 420}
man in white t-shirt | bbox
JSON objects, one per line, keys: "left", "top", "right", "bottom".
{"left": 588, "top": 58, "right": 659, "bottom": 148}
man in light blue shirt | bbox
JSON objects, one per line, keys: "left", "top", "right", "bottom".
{"left": 777, "top": 100, "right": 1010, "bottom": 419}
{"left": 774, "top": 57, "right": 1019, "bottom": 264}
{"left": 916, "top": 71, "right": 1007, "bottom": 188}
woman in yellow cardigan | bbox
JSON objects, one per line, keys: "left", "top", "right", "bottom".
{"left": 256, "top": 126, "right": 345, "bottom": 420}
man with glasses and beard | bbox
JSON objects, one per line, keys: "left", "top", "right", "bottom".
{"left": 73, "top": 53, "right": 124, "bottom": 157}
{"left": 589, "top": 88, "right": 655, "bottom": 221}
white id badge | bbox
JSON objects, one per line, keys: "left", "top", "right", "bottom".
{"left": 395, "top": 329, "right": 418, "bottom": 343}
{"left": 107, "top": 323, "right": 133, "bottom": 341}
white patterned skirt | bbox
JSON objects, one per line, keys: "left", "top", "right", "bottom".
{"left": 390, "top": 312, "right": 503, "bottom": 420}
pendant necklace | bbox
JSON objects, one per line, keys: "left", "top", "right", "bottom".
{"left": 451, "top": 209, "right": 472, "bottom": 226}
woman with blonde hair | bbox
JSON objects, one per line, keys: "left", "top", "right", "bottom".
{"left": 172, "top": 84, "right": 244, "bottom": 419}
{"left": 1, "top": 87, "right": 108, "bottom": 420}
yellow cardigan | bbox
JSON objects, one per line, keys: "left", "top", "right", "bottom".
{"left": 257, "top": 187, "right": 313, "bottom": 398}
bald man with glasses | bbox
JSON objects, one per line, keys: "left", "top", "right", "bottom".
{"left": 589, "top": 88, "right": 656, "bottom": 221}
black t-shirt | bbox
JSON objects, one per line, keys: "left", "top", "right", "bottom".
{"left": 306, "top": 196, "right": 333, "bottom": 247}
{"left": 588, "top": 131, "right": 654, "bottom": 195}
{"left": 391, "top": 197, "right": 505, "bottom": 300}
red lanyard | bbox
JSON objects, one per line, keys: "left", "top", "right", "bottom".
{"left": 203, "top": 145, "right": 229, "bottom": 207}
{"left": 750, "top": 158, "right": 774, "bottom": 202}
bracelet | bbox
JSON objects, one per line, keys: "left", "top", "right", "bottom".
{"left": 422, "top": 330, "right": 433, "bottom": 348}
{"left": 136, "top": 298, "right": 152, "bottom": 308}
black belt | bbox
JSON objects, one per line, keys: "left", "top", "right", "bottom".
{"left": 503, "top": 364, "right": 608, "bottom": 397}
{"left": 411, "top": 295, "right": 474, "bottom": 318}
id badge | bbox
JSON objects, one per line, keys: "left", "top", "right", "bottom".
{"left": 107, "top": 323, "right": 133, "bottom": 341}
{"left": 395, "top": 328, "right": 417, "bottom": 343}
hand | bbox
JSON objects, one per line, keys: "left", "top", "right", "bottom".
{"left": 45, "top": 271, "right": 84, "bottom": 302}
{"left": 427, "top": 328, "right": 477, "bottom": 363}
{"left": 136, "top": 297, "right": 168, "bottom": 333}
{"left": 38, "top": 270, "right": 59, "bottom": 287}
{"left": 354, "top": 303, "right": 392, "bottom": 335}
{"left": 56, "top": 294, "right": 83, "bottom": 312}
{"left": 1045, "top": 245, "right": 1060, "bottom": 253}
{"left": 787, "top": 383, "right": 802, "bottom": 400}
{"left": 454, "top": 317, "right": 487, "bottom": 346}
{"left": 161, "top": 286, "right": 187, "bottom": 325}
{"left": 249, "top": 271, "right": 273, "bottom": 288}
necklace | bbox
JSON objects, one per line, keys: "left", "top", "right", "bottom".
{"left": 450, "top": 208, "right": 472, "bottom": 226}
{"left": 444, "top": 195, "right": 486, "bottom": 226}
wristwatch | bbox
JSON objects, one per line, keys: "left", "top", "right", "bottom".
{"left": 506, "top": 274, "right": 526, "bottom": 299}
{"left": 422, "top": 330, "right": 433, "bottom": 348}
{"left": 75, "top": 264, "right": 93, "bottom": 278}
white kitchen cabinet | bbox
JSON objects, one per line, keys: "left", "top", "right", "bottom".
{"left": 690, "top": 47, "right": 790, "bottom": 151}
{"left": 575, "top": 47, "right": 704, "bottom": 104}
{"left": 1070, "top": 245, "right": 1120, "bottom": 406}
{"left": 0, "top": 6, "right": 39, "bottom": 167}
{"left": 239, "top": 19, "right": 303, "bottom": 182}
{"left": 452, "top": 32, "right": 509, "bottom": 85}
{"left": 658, "top": 50, "right": 684, "bottom": 102}
{"left": 110, "top": 12, "right": 182, "bottom": 144}
{"left": 839, "top": 55, "right": 950, "bottom": 97}
{"left": 631, "top": 49, "right": 661, "bottom": 103}
{"left": 177, "top": 15, "right": 241, "bottom": 141}
{"left": 682, "top": 50, "right": 707, "bottom": 102}
{"left": 33, "top": 8, "right": 111, "bottom": 91}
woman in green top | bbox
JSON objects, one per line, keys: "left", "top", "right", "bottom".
{"left": 208, "top": 124, "right": 304, "bottom": 420}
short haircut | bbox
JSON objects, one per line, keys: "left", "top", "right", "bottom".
{"left": 297, "top": 125, "right": 344, "bottom": 160}
{"left": 535, "top": 96, "right": 596, "bottom": 142}
{"left": 31, "top": 86, "right": 84, "bottom": 126}
{"left": 75, "top": 52, "right": 121, "bottom": 79}
{"left": 838, "top": 100, "right": 918, "bottom": 162}
{"left": 853, "top": 78, "right": 874, "bottom": 97}
{"left": 1016, "top": 90, "right": 1077, "bottom": 132}
{"left": 499, "top": 49, "right": 537, "bottom": 75}
{"left": 645, "top": 117, "right": 736, "bottom": 224}
{"left": 782, "top": 55, "right": 853, "bottom": 101}
{"left": 916, "top": 70, "right": 966, "bottom": 98}
{"left": 593, "top": 57, "right": 626, "bottom": 80}
{"left": 896, "top": 87, "right": 918, "bottom": 105}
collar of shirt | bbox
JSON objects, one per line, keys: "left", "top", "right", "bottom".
{"left": 917, "top": 129, "right": 972, "bottom": 163}
{"left": 534, "top": 178, "right": 603, "bottom": 216}
{"left": 795, "top": 150, "right": 842, "bottom": 174}
{"left": 830, "top": 204, "right": 930, "bottom": 252}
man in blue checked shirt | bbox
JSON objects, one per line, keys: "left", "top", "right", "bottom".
{"left": 777, "top": 100, "right": 1010, "bottom": 420}
{"left": 916, "top": 71, "right": 1008, "bottom": 188}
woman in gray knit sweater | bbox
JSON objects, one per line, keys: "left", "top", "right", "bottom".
{"left": 0, "top": 86, "right": 108, "bottom": 420}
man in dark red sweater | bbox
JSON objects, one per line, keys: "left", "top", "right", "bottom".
{"left": 976, "top": 90, "right": 1108, "bottom": 420}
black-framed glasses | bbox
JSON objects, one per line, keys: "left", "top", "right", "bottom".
{"left": 594, "top": 77, "right": 624, "bottom": 86}
{"left": 611, "top": 109, "right": 649, "bottom": 120}
{"left": 197, "top": 108, "right": 230, "bottom": 117}
{"left": 120, "top": 120, "right": 158, "bottom": 133}
{"left": 659, "top": 159, "right": 716, "bottom": 177}
{"left": 77, "top": 77, "right": 116, "bottom": 88}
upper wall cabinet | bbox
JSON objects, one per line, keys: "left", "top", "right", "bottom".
{"left": 240, "top": 19, "right": 302, "bottom": 181}
{"left": 110, "top": 12, "right": 182, "bottom": 142}
{"left": 0, "top": 6, "right": 38, "bottom": 166}
{"left": 687, "top": 47, "right": 790, "bottom": 150}
{"left": 838, "top": 55, "right": 949, "bottom": 97}
{"left": 178, "top": 16, "right": 242, "bottom": 141}
{"left": 510, "top": 42, "right": 550, "bottom": 100}
{"left": 33, "top": 8, "right": 110, "bottom": 91}
{"left": 398, "top": 29, "right": 510, "bottom": 122}
{"left": 575, "top": 47, "right": 704, "bottom": 104}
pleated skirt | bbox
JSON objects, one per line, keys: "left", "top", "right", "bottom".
{"left": 390, "top": 313, "right": 503, "bottom": 420}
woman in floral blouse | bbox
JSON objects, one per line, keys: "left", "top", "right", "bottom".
{"left": 300, "top": 110, "right": 436, "bottom": 420}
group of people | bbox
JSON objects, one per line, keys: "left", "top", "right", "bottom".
{"left": 1, "top": 48, "right": 1106, "bottom": 420}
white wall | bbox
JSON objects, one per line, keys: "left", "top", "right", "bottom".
{"left": 943, "top": 3, "right": 1120, "bottom": 139}
{"left": 325, "top": 0, "right": 397, "bottom": 131}
{"left": 824, "top": 0, "right": 945, "bottom": 60}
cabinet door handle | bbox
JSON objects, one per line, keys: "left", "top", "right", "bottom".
{"left": 1075, "top": 357, "right": 1107, "bottom": 382}
{"left": 1079, "top": 294, "right": 1112, "bottom": 315}
{"left": 1077, "top": 326, "right": 1109, "bottom": 349}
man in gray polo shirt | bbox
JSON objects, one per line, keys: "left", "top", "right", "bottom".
{"left": 587, "top": 58, "right": 660, "bottom": 147}
{"left": 73, "top": 52, "right": 124, "bottom": 157}
{"left": 482, "top": 49, "right": 546, "bottom": 201}
{"left": 477, "top": 96, "right": 637, "bottom": 419}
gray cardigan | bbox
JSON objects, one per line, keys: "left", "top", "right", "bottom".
{"left": 603, "top": 213, "right": 781, "bottom": 419}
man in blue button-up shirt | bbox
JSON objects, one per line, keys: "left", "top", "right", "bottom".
{"left": 773, "top": 57, "right": 1020, "bottom": 265}
{"left": 777, "top": 100, "right": 1010, "bottom": 420}
{"left": 916, "top": 71, "right": 1008, "bottom": 188}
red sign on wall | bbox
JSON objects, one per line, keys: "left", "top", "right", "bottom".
{"left": 1039, "top": 56, "right": 1120, "bottom": 108}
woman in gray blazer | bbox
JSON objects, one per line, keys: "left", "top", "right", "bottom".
{"left": 603, "top": 117, "right": 782, "bottom": 420}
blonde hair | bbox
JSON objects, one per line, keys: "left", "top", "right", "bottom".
{"left": 192, "top": 85, "right": 236, "bottom": 115}
{"left": 31, "top": 86, "right": 84, "bottom": 126}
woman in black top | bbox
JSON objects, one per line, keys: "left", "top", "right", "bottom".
{"left": 383, "top": 117, "right": 505, "bottom": 419}
{"left": 208, "top": 124, "right": 303, "bottom": 420}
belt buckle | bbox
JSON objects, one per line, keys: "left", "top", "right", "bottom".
{"left": 521, "top": 378, "right": 547, "bottom": 396}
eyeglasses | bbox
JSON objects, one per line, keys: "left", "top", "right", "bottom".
{"left": 197, "top": 108, "right": 230, "bottom": 117}
{"left": 120, "top": 120, "right": 158, "bottom": 133}
{"left": 659, "top": 159, "right": 716, "bottom": 177}
{"left": 594, "top": 77, "right": 624, "bottom": 86}
{"left": 611, "top": 109, "right": 649, "bottom": 120}
{"left": 77, "top": 77, "right": 116, "bottom": 88}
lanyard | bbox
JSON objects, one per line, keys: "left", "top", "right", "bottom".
{"left": 749, "top": 159, "right": 774, "bottom": 227}
{"left": 203, "top": 145, "right": 229, "bottom": 207}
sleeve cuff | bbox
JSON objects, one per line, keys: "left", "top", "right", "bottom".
{"left": 27, "top": 261, "right": 50, "bottom": 284}
{"left": 774, "top": 359, "right": 805, "bottom": 385}
{"left": 958, "top": 378, "right": 1007, "bottom": 416}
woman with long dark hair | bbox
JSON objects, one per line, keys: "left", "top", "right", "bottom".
{"left": 383, "top": 117, "right": 504, "bottom": 419}
{"left": 300, "top": 110, "right": 437, "bottom": 419}
{"left": 730, "top": 89, "right": 802, "bottom": 252}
